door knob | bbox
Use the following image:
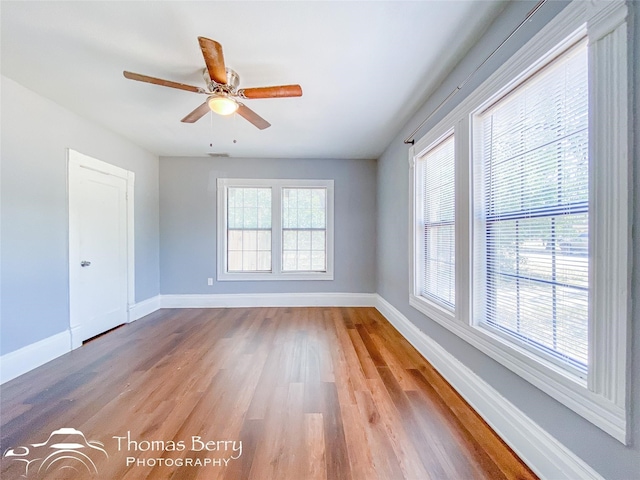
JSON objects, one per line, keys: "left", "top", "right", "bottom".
{"left": 81, "top": 261, "right": 91, "bottom": 267}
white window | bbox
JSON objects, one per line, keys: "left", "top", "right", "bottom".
{"left": 474, "top": 40, "right": 590, "bottom": 376}
{"left": 409, "top": 1, "right": 630, "bottom": 442}
{"left": 415, "top": 133, "right": 455, "bottom": 312}
{"left": 227, "top": 187, "right": 272, "bottom": 272}
{"left": 217, "top": 178, "right": 334, "bottom": 281}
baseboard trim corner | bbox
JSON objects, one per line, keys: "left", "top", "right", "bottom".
{"left": 374, "top": 295, "right": 602, "bottom": 480}
{"left": 0, "top": 331, "right": 71, "bottom": 385}
{"left": 129, "top": 295, "right": 162, "bottom": 321}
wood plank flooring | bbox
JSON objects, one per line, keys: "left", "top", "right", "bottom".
{"left": 0, "top": 307, "right": 537, "bottom": 479}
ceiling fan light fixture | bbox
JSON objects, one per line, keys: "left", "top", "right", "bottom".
{"left": 207, "top": 95, "right": 238, "bottom": 116}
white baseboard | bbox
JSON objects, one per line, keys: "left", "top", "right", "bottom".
{"left": 374, "top": 295, "right": 602, "bottom": 480}
{"left": 129, "top": 295, "right": 162, "bottom": 321}
{"left": 160, "top": 292, "right": 377, "bottom": 309}
{"left": 0, "top": 331, "right": 71, "bottom": 385}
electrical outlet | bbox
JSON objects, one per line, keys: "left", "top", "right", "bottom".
{"left": 207, "top": 278, "right": 213, "bottom": 286}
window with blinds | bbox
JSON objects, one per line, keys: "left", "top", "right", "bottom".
{"left": 419, "top": 135, "right": 455, "bottom": 309}
{"left": 475, "top": 40, "right": 589, "bottom": 372}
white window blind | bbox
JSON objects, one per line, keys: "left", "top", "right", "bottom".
{"left": 476, "top": 40, "right": 589, "bottom": 372}
{"left": 227, "top": 187, "right": 272, "bottom": 272}
{"left": 420, "top": 135, "right": 455, "bottom": 308}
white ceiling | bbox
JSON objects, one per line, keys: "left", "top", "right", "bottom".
{"left": 1, "top": 1, "right": 506, "bottom": 159}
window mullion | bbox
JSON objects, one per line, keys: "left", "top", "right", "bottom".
{"left": 272, "top": 185, "right": 283, "bottom": 275}
{"left": 455, "top": 118, "right": 471, "bottom": 324}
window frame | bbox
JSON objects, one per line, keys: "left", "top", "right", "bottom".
{"left": 281, "top": 187, "right": 330, "bottom": 273}
{"left": 408, "top": 0, "right": 630, "bottom": 443}
{"left": 225, "top": 185, "right": 273, "bottom": 273}
{"left": 217, "top": 178, "right": 334, "bottom": 281}
{"left": 473, "top": 38, "right": 591, "bottom": 379}
{"left": 411, "top": 126, "right": 457, "bottom": 325}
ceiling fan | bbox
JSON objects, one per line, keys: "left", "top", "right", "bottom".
{"left": 123, "top": 37, "right": 302, "bottom": 130}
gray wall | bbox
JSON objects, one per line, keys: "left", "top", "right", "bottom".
{"left": 160, "top": 156, "right": 376, "bottom": 295}
{"left": 376, "top": 1, "right": 639, "bottom": 479}
{"left": 1, "top": 76, "right": 160, "bottom": 356}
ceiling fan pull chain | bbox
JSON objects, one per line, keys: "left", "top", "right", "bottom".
{"left": 232, "top": 111, "right": 238, "bottom": 145}
{"left": 210, "top": 109, "right": 215, "bottom": 147}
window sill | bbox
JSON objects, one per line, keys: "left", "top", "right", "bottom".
{"left": 409, "top": 294, "right": 454, "bottom": 325}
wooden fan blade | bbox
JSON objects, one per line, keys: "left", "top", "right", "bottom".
{"left": 198, "top": 37, "right": 227, "bottom": 85}
{"left": 237, "top": 104, "right": 271, "bottom": 130}
{"left": 123, "top": 71, "right": 203, "bottom": 93}
{"left": 239, "top": 85, "right": 302, "bottom": 99}
{"left": 181, "top": 102, "right": 211, "bottom": 123}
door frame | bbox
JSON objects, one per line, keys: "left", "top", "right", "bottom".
{"left": 68, "top": 149, "right": 135, "bottom": 349}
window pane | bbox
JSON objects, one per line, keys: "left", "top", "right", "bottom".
{"left": 298, "top": 251, "right": 311, "bottom": 271}
{"left": 228, "top": 251, "right": 242, "bottom": 271}
{"left": 283, "top": 251, "right": 296, "bottom": 271}
{"left": 257, "top": 230, "right": 271, "bottom": 251}
{"left": 243, "top": 208, "right": 258, "bottom": 228}
{"left": 257, "top": 188, "right": 271, "bottom": 208}
{"left": 298, "top": 230, "right": 311, "bottom": 250}
{"left": 228, "top": 207, "right": 242, "bottom": 229}
{"left": 312, "top": 231, "right": 325, "bottom": 251}
{"left": 258, "top": 208, "right": 271, "bottom": 229}
{"left": 228, "top": 230, "right": 242, "bottom": 250}
{"left": 244, "top": 188, "right": 258, "bottom": 207}
{"left": 477, "top": 41, "right": 589, "bottom": 370}
{"left": 312, "top": 251, "right": 326, "bottom": 271}
{"left": 424, "top": 224, "right": 455, "bottom": 306}
{"left": 312, "top": 208, "right": 326, "bottom": 229}
{"left": 243, "top": 251, "right": 257, "bottom": 271}
{"left": 420, "top": 134, "right": 455, "bottom": 308}
{"left": 228, "top": 189, "right": 237, "bottom": 207}
{"left": 298, "top": 189, "right": 311, "bottom": 209}
{"left": 257, "top": 251, "right": 271, "bottom": 271}
{"left": 243, "top": 230, "right": 257, "bottom": 250}
{"left": 283, "top": 230, "right": 297, "bottom": 250}
{"left": 284, "top": 189, "right": 297, "bottom": 227}
{"left": 312, "top": 189, "right": 326, "bottom": 208}
{"left": 298, "top": 209, "right": 312, "bottom": 229}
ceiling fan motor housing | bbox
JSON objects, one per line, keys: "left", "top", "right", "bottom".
{"left": 204, "top": 67, "right": 240, "bottom": 93}
{"left": 225, "top": 68, "right": 240, "bottom": 89}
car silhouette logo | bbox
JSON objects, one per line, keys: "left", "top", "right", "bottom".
{"left": 3, "top": 428, "right": 108, "bottom": 478}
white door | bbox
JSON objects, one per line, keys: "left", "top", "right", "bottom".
{"left": 69, "top": 151, "right": 133, "bottom": 346}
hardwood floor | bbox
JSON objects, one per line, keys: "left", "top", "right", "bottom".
{"left": 0, "top": 307, "right": 537, "bottom": 479}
